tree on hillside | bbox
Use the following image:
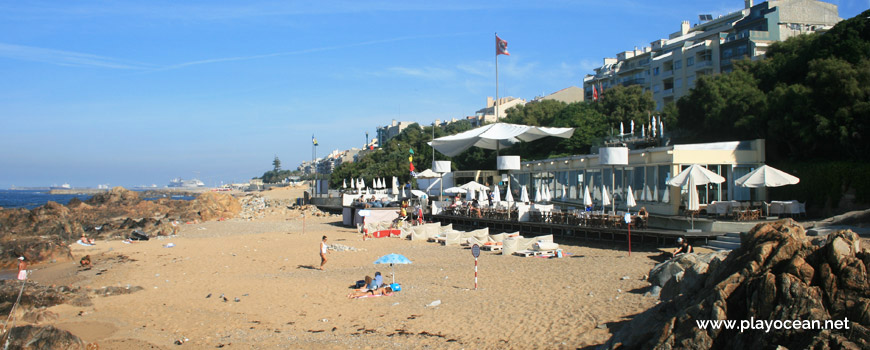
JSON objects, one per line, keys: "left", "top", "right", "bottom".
{"left": 272, "top": 156, "right": 281, "bottom": 171}
{"left": 595, "top": 85, "right": 656, "bottom": 126}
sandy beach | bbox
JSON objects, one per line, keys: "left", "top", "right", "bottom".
{"left": 19, "top": 186, "right": 699, "bottom": 349}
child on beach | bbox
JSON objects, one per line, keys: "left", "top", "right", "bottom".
{"left": 17, "top": 256, "right": 27, "bottom": 280}
{"left": 319, "top": 236, "right": 329, "bottom": 270}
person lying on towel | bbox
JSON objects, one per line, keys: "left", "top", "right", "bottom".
{"left": 347, "top": 286, "right": 394, "bottom": 299}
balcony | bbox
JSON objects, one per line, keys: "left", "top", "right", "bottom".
{"left": 695, "top": 60, "right": 713, "bottom": 69}
{"left": 621, "top": 78, "right": 646, "bottom": 87}
{"left": 663, "top": 88, "right": 674, "bottom": 95}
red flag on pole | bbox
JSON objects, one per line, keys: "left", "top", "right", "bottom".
{"left": 592, "top": 85, "right": 598, "bottom": 101}
{"left": 496, "top": 36, "right": 510, "bottom": 56}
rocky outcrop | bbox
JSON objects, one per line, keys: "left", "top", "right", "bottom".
{"left": 0, "top": 187, "right": 242, "bottom": 267}
{"left": 603, "top": 219, "right": 869, "bottom": 349}
{"left": 647, "top": 250, "right": 730, "bottom": 300}
{"left": 0, "top": 325, "right": 84, "bottom": 350}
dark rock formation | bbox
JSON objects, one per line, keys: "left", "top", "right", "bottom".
{"left": 0, "top": 187, "right": 241, "bottom": 267}
{"left": 603, "top": 219, "right": 869, "bottom": 349}
{"left": 0, "top": 325, "right": 84, "bottom": 350}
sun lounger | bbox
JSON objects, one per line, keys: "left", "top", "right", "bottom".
{"left": 513, "top": 249, "right": 556, "bottom": 257}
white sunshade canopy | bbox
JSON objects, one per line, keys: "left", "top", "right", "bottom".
{"left": 430, "top": 123, "right": 575, "bottom": 157}
{"left": 444, "top": 187, "right": 467, "bottom": 194}
{"left": 735, "top": 165, "right": 800, "bottom": 188}
{"left": 460, "top": 181, "right": 490, "bottom": 192}
{"left": 415, "top": 169, "right": 441, "bottom": 179}
{"left": 667, "top": 164, "right": 726, "bottom": 187}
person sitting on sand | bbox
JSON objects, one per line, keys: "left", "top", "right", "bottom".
{"left": 347, "top": 286, "right": 393, "bottom": 299}
{"left": 672, "top": 237, "right": 693, "bottom": 258}
{"left": 80, "top": 233, "right": 95, "bottom": 245}
{"left": 80, "top": 255, "right": 92, "bottom": 268}
{"left": 373, "top": 272, "right": 384, "bottom": 289}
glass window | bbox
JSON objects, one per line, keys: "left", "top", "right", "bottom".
{"left": 674, "top": 60, "right": 682, "bottom": 70}
{"left": 658, "top": 165, "right": 671, "bottom": 203}
{"left": 653, "top": 84, "right": 661, "bottom": 93}
{"left": 653, "top": 67, "right": 660, "bottom": 76}
{"left": 688, "top": 75, "right": 695, "bottom": 87}
{"left": 675, "top": 78, "right": 682, "bottom": 89}
{"left": 687, "top": 57, "right": 694, "bottom": 66}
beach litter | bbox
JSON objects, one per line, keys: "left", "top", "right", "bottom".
{"left": 164, "top": 243, "right": 175, "bottom": 248}
{"left": 426, "top": 300, "right": 441, "bottom": 308}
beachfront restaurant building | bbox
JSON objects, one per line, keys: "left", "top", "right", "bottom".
{"left": 507, "top": 139, "right": 766, "bottom": 216}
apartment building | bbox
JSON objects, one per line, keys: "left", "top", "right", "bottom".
{"left": 376, "top": 119, "right": 418, "bottom": 147}
{"left": 583, "top": 0, "right": 840, "bottom": 109}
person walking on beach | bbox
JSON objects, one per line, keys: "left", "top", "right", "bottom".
{"left": 17, "top": 256, "right": 27, "bottom": 280}
{"left": 319, "top": 236, "right": 329, "bottom": 270}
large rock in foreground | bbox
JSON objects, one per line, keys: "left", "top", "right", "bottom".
{"left": 0, "top": 325, "right": 84, "bottom": 350}
{"left": 603, "top": 219, "right": 869, "bottom": 349}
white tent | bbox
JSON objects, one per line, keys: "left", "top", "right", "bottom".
{"left": 430, "top": 123, "right": 575, "bottom": 157}
{"left": 735, "top": 165, "right": 800, "bottom": 188}
{"left": 520, "top": 185, "right": 529, "bottom": 203}
{"left": 667, "top": 164, "right": 725, "bottom": 187}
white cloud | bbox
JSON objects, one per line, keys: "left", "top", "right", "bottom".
{"left": 0, "top": 42, "right": 152, "bottom": 69}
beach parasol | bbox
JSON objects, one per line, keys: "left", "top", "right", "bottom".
{"left": 735, "top": 165, "right": 800, "bottom": 188}
{"left": 561, "top": 183, "right": 567, "bottom": 201}
{"left": 342, "top": 179, "right": 347, "bottom": 189}
{"left": 411, "top": 190, "right": 427, "bottom": 198}
{"left": 601, "top": 186, "right": 611, "bottom": 212}
{"left": 544, "top": 185, "right": 552, "bottom": 202}
{"left": 520, "top": 185, "right": 529, "bottom": 203}
{"left": 478, "top": 188, "right": 487, "bottom": 203}
{"left": 687, "top": 177, "right": 700, "bottom": 229}
{"left": 466, "top": 187, "right": 474, "bottom": 201}
{"left": 626, "top": 186, "right": 637, "bottom": 210}
{"left": 583, "top": 185, "right": 592, "bottom": 207}
{"left": 415, "top": 169, "right": 440, "bottom": 179}
{"left": 392, "top": 176, "right": 399, "bottom": 194}
{"left": 534, "top": 186, "right": 541, "bottom": 203}
{"left": 444, "top": 187, "right": 467, "bottom": 194}
{"left": 374, "top": 253, "right": 412, "bottom": 284}
{"left": 667, "top": 164, "right": 724, "bottom": 187}
{"left": 459, "top": 181, "right": 489, "bottom": 192}
{"left": 400, "top": 186, "right": 406, "bottom": 198}
{"left": 429, "top": 122, "right": 575, "bottom": 157}
{"left": 492, "top": 184, "right": 501, "bottom": 203}
{"left": 505, "top": 182, "right": 514, "bottom": 203}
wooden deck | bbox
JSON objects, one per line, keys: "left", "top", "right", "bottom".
{"left": 429, "top": 214, "right": 725, "bottom": 246}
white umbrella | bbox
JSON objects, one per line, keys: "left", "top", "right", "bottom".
{"left": 376, "top": 178, "right": 382, "bottom": 189}
{"left": 520, "top": 185, "right": 530, "bottom": 203}
{"left": 626, "top": 185, "right": 637, "bottom": 210}
{"left": 544, "top": 185, "right": 552, "bottom": 202}
{"left": 687, "top": 177, "right": 700, "bottom": 229}
{"left": 392, "top": 176, "right": 399, "bottom": 194}
{"left": 400, "top": 186, "right": 406, "bottom": 198}
{"left": 561, "top": 184, "right": 567, "bottom": 201}
{"left": 493, "top": 184, "right": 501, "bottom": 202}
{"left": 630, "top": 120, "right": 634, "bottom": 135}
{"left": 534, "top": 186, "right": 541, "bottom": 203}
{"left": 342, "top": 179, "right": 347, "bottom": 189}
{"left": 505, "top": 182, "right": 514, "bottom": 203}
{"left": 478, "top": 188, "right": 487, "bottom": 202}
{"left": 601, "top": 185, "right": 611, "bottom": 211}
{"left": 583, "top": 185, "right": 592, "bottom": 207}
{"left": 350, "top": 178, "right": 355, "bottom": 189}
{"left": 415, "top": 169, "right": 440, "bottom": 179}
{"left": 411, "top": 190, "right": 427, "bottom": 198}
{"left": 619, "top": 122, "right": 624, "bottom": 135}
{"left": 667, "top": 164, "right": 725, "bottom": 187}
{"left": 459, "top": 181, "right": 489, "bottom": 192}
{"left": 466, "top": 187, "right": 474, "bottom": 201}
{"left": 735, "top": 165, "right": 800, "bottom": 188}
{"left": 444, "top": 187, "right": 467, "bottom": 194}
{"left": 430, "top": 122, "right": 575, "bottom": 157}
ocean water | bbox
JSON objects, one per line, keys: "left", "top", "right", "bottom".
{"left": 0, "top": 190, "right": 196, "bottom": 210}
{"left": 0, "top": 190, "right": 93, "bottom": 210}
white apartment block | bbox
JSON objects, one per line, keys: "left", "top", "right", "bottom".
{"left": 583, "top": 0, "right": 840, "bottom": 109}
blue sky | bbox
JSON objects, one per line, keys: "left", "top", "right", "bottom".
{"left": 0, "top": 0, "right": 865, "bottom": 188}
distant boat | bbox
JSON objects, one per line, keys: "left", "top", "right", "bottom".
{"left": 168, "top": 178, "right": 205, "bottom": 188}
{"left": 50, "top": 183, "right": 72, "bottom": 190}
{"left": 97, "top": 184, "right": 109, "bottom": 189}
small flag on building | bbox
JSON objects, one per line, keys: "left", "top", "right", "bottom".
{"left": 312, "top": 135, "right": 318, "bottom": 146}
{"left": 592, "top": 85, "right": 598, "bottom": 101}
{"left": 496, "top": 35, "right": 510, "bottom": 56}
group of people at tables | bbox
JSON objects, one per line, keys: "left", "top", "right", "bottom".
{"left": 447, "top": 194, "right": 651, "bottom": 227}
{"left": 346, "top": 271, "right": 399, "bottom": 298}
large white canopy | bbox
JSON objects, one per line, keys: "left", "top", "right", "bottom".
{"left": 429, "top": 122, "right": 575, "bottom": 157}
{"left": 415, "top": 169, "right": 441, "bottom": 179}
{"left": 667, "top": 164, "right": 726, "bottom": 187}
{"left": 735, "top": 165, "right": 800, "bottom": 188}
{"left": 460, "top": 181, "right": 489, "bottom": 192}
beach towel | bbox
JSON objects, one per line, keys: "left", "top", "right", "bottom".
{"left": 76, "top": 240, "right": 93, "bottom": 247}
{"left": 353, "top": 292, "right": 394, "bottom": 299}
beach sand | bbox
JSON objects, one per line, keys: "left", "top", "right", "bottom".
{"left": 23, "top": 186, "right": 689, "bottom": 349}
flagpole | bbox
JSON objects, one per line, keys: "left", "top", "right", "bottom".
{"left": 495, "top": 32, "right": 499, "bottom": 124}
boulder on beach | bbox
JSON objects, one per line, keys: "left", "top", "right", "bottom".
{"left": 0, "top": 325, "right": 84, "bottom": 350}
{"left": 603, "top": 219, "right": 869, "bottom": 349}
